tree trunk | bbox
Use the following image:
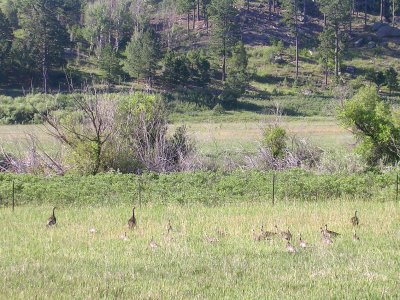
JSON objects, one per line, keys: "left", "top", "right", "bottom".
{"left": 334, "top": 24, "right": 339, "bottom": 79}
{"left": 364, "top": 0, "right": 368, "bottom": 26}
{"left": 193, "top": 7, "right": 196, "bottom": 29}
{"left": 295, "top": 0, "right": 299, "bottom": 79}
{"left": 380, "top": 0, "right": 384, "bottom": 23}
{"left": 42, "top": 41, "right": 48, "bottom": 94}
{"left": 324, "top": 13, "right": 327, "bottom": 27}
{"left": 303, "top": 0, "right": 306, "bottom": 24}
{"left": 187, "top": 12, "right": 190, "bottom": 33}
{"left": 393, "top": 0, "right": 395, "bottom": 26}
{"left": 222, "top": 40, "right": 226, "bottom": 82}
{"left": 349, "top": 8, "right": 352, "bottom": 35}
{"left": 93, "top": 140, "right": 102, "bottom": 175}
{"left": 295, "top": 34, "right": 299, "bottom": 80}
{"left": 269, "top": 0, "right": 272, "bottom": 20}
{"left": 43, "top": 64, "right": 48, "bottom": 94}
{"left": 197, "top": 0, "right": 200, "bottom": 21}
{"left": 247, "top": 0, "right": 250, "bottom": 12}
{"left": 325, "top": 67, "right": 328, "bottom": 86}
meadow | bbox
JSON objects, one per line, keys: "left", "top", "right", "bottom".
{"left": 0, "top": 200, "right": 399, "bottom": 299}
{"left": 0, "top": 116, "right": 353, "bottom": 157}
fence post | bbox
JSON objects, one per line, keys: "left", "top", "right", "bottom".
{"left": 272, "top": 174, "right": 276, "bottom": 205}
{"left": 12, "top": 180, "right": 15, "bottom": 212}
{"left": 396, "top": 174, "right": 399, "bottom": 202}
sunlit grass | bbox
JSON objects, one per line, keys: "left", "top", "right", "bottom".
{"left": 0, "top": 117, "right": 353, "bottom": 158}
{"left": 0, "top": 200, "right": 399, "bottom": 299}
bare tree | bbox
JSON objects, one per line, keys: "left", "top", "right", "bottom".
{"left": 37, "top": 91, "right": 117, "bottom": 175}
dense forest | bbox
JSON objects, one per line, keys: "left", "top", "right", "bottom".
{"left": 0, "top": 0, "right": 399, "bottom": 98}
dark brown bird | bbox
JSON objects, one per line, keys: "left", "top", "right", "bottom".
{"left": 324, "top": 224, "right": 340, "bottom": 238}
{"left": 46, "top": 207, "right": 57, "bottom": 227}
{"left": 352, "top": 229, "right": 360, "bottom": 242}
{"left": 165, "top": 220, "right": 172, "bottom": 234}
{"left": 128, "top": 207, "right": 136, "bottom": 228}
{"left": 351, "top": 211, "right": 359, "bottom": 226}
{"left": 252, "top": 228, "right": 264, "bottom": 241}
{"left": 275, "top": 225, "right": 292, "bottom": 241}
{"left": 262, "top": 225, "right": 276, "bottom": 239}
{"left": 320, "top": 227, "right": 333, "bottom": 245}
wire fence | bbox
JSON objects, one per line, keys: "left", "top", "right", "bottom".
{"left": 1, "top": 171, "right": 399, "bottom": 209}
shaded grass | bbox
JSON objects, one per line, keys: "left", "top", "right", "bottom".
{"left": 0, "top": 200, "right": 399, "bottom": 299}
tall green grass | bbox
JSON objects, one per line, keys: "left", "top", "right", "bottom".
{"left": 0, "top": 170, "right": 399, "bottom": 206}
{"left": 0, "top": 200, "right": 399, "bottom": 299}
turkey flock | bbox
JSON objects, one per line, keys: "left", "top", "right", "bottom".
{"left": 46, "top": 207, "right": 361, "bottom": 253}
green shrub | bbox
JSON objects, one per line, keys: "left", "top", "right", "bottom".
{"left": 262, "top": 126, "right": 288, "bottom": 158}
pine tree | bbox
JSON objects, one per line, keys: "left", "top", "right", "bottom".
{"left": 124, "top": 29, "right": 161, "bottom": 84}
{"left": 282, "top": 0, "right": 300, "bottom": 79}
{"left": 385, "top": 67, "right": 398, "bottom": 94}
{"left": 177, "top": 0, "right": 195, "bottom": 33}
{"left": 17, "top": 0, "right": 69, "bottom": 93}
{"left": 319, "top": 0, "right": 351, "bottom": 79}
{"left": 208, "top": 0, "right": 240, "bottom": 82}
{"left": 0, "top": 9, "right": 12, "bottom": 78}
{"left": 317, "top": 27, "right": 335, "bottom": 85}
{"left": 97, "top": 44, "right": 121, "bottom": 85}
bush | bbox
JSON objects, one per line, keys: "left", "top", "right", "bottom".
{"left": 338, "top": 86, "right": 400, "bottom": 165}
{"left": 262, "top": 126, "right": 288, "bottom": 158}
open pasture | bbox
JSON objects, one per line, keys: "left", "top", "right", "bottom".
{"left": 0, "top": 117, "right": 353, "bottom": 156}
{"left": 0, "top": 200, "right": 399, "bottom": 299}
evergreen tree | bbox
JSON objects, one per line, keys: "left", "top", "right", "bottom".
{"left": 17, "top": 0, "right": 70, "bottom": 93}
{"left": 319, "top": 0, "right": 352, "bottom": 79}
{"left": 187, "top": 50, "right": 211, "bottom": 86}
{"left": 221, "top": 42, "right": 249, "bottom": 107}
{"left": 97, "top": 44, "right": 121, "bottom": 85}
{"left": 177, "top": 0, "right": 195, "bottom": 33}
{"left": 162, "top": 51, "right": 190, "bottom": 85}
{"left": 208, "top": 0, "right": 240, "bottom": 82}
{"left": 0, "top": 9, "right": 12, "bottom": 79}
{"left": 281, "top": 0, "right": 300, "bottom": 79}
{"left": 385, "top": 67, "right": 398, "bottom": 94}
{"left": 317, "top": 27, "right": 335, "bottom": 85}
{"left": 366, "top": 69, "right": 386, "bottom": 90}
{"left": 124, "top": 28, "right": 161, "bottom": 84}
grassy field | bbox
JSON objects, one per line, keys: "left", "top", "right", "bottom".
{"left": 0, "top": 200, "right": 399, "bottom": 299}
{"left": 0, "top": 117, "right": 353, "bottom": 156}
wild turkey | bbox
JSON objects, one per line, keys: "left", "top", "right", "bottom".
{"left": 299, "top": 233, "right": 309, "bottom": 249}
{"left": 149, "top": 237, "right": 159, "bottom": 250}
{"left": 205, "top": 235, "right": 219, "bottom": 244}
{"left": 252, "top": 228, "right": 264, "bottom": 241}
{"left": 320, "top": 227, "right": 333, "bottom": 245}
{"left": 128, "top": 207, "right": 136, "bottom": 229}
{"left": 119, "top": 232, "right": 128, "bottom": 241}
{"left": 275, "top": 225, "right": 292, "bottom": 241}
{"left": 286, "top": 241, "right": 297, "bottom": 253}
{"left": 352, "top": 229, "right": 360, "bottom": 242}
{"left": 351, "top": 211, "right": 359, "bottom": 226}
{"left": 165, "top": 220, "right": 172, "bottom": 234}
{"left": 262, "top": 225, "right": 276, "bottom": 239}
{"left": 46, "top": 207, "right": 57, "bottom": 227}
{"left": 324, "top": 224, "right": 340, "bottom": 238}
